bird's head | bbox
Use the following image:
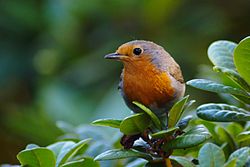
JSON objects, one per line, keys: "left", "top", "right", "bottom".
{"left": 104, "top": 40, "right": 165, "bottom": 65}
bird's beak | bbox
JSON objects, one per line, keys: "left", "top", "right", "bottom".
{"left": 104, "top": 53, "right": 127, "bottom": 60}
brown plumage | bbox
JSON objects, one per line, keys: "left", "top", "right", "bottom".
{"left": 105, "top": 40, "right": 185, "bottom": 116}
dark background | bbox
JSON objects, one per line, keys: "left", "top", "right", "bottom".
{"left": 0, "top": 0, "right": 249, "bottom": 163}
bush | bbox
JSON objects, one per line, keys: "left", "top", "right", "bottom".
{"left": 2, "top": 36, "right": 249, "bottom": 167}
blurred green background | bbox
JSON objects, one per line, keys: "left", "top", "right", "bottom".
{"left": 0, "top": 0, "right": 249, "bottom": 164}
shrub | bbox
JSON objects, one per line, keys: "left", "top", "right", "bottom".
{"left": 3, "top": 36, "right": 249, "bottom": 167}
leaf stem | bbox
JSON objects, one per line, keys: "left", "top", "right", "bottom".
{"left": 165, "top": 158, "right": 172, "bottom": 167}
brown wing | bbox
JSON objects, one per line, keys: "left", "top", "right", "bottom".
{"left": 167, "top": 58, "right": 185, "bottom": 83}
{"left": 150, "top": 48, "right": 184, "bottom": 84}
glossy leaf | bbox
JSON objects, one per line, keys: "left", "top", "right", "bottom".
{"left": 234, "top": 36, "right": 250, "bottom": 84}
{"left": 168, "top": 95, "right": 189, "bottom": 128}
{"left": 170, "top": 156, "right": 195, "bottom": 167}
{"left": 236, "top": 131, "right": 250, "bottom": 142}
{"left": 226, "top": 123, "right": 244, "bottom": 138}
{"left": 133, "top": 101, "right": 161, "bottom": 129}
{"left": 183, "top": 100, "right": 196, "bottom": 111}
{"left": 163, "top": 125, "right": 211, "bottom": 150}
{"left": 120, "top": 113, "right": 151, "bottom": 135}
{"left": 213, "top": 66, "right": 250, "bottom": 92}
{"left": 198, "top": 103, "right": 248, "bottom": 113}
{"left": 228, "top": 147, "right": 250, "bottom": 167}
{"left": 232, "top": 94, "right": 250, "bottom": 104}
{"left": 198, "top": 143, "right": 225, "bottom": 167}
{"left": 187, "top": 79, "right": 249, "bottom": 97}
{"left": 207, "top": 40, "right": 237, "bottom": 70}
{"left": 224, "top": 158, "right": 237, "bottom": 167}
{"left": 151, "top": 127, "right": 179, "bottom": 139}
{"left": 61, "top": 158, "right": 100, "bottom": 167}
{"left": 25, "top": 144, "right": 39, "bottom": 150}
{"left": 197, "top": 103, "right": 250, "bottom": 122}
{"left": 17, "top": 147, "right": 56, "bottom": 167}
{"left": 91, "top": 119, "right": 122, "bottom": 128}
{"left": 215, "top": 126, "right": 237, "bottom": 153}
{"left": 47, "top": 141, "right": 74, "bottom": 157}
{"left": 126, "top": 159, "right": 147, "bottom": 167}
{"left": 47, "top": 139, "right": 91, "bottom": 167}
{"left": 94, "top": 149, "right": 153, "bottom": 161}
{"left": 177, "top": 115, "right": 193, "bottom": 130}
{"left": 59, "top": 139, "right": 91, "bottom": 165}
{"left": 195, "top": 119, "right": 221, "bottom": 144}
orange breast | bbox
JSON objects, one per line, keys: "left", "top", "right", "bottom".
{"left": 123, "top": 57, "right": 175, "bottom": 108}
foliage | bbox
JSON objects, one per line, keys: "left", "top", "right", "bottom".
{"left": 1, "top": 27, "right": 250, "bottom": 167}
{"left": 92, "top": 96, "right": 211, "bottom": 166}
{"left": 1, "top": 0, "right": 250, "bottom": 164}
{"left": 88, "top": 36, "right": 250, "bottom": 166}
{"left": 5, "top": 122, "right": 124, "bottom": 167}
{"left": 198, "top": 143, "right": 250, "bottom": 167}
{"left": 4, "top": 96, "right": 198, "bottom": 167}
{"left": 188, "top": 36, "right": 250, "bottom": 166}
{"left": 16, "top": 139, "right": 99, "bottom": 167}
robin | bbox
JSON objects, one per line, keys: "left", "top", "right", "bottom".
{"left": 105, "top": 40, "right": 185, "bottom": 117}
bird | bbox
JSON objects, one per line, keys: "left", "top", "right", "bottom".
{"left": 105, "top": 40, "right": 185, "bottom": 117}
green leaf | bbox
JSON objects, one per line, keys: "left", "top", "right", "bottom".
{"left": 187, "top": 79, "right": 249, "bottom": 97}
{"left": 163, "top": 125, "right": 211, "bottom": 150}
{"left": 215, "top": 126, "right": 237, "bottom": 154}
{"left": 94, "top": 149, "right": 153, "bottom": 161}
{"left": 151, "top": 127, "right": 179, "bottom": 139}
{"left": 236, "top": 131, "right": 250, "bottom": 142}
{"left": 47, "top": 141, "right": 75, "bottom": 158}
{"left": 177, "top": 115, "right": 193, "bottom": 130}
{"left": 195, "top": 119, "right": 221, "bottom": 144}
{"left": 226, "top": 123, "right": 244, "bottom": 138}
{"left": 207, "top": 40, "right": 237, "bottom": 69}
{"left": 213, "top": 66, "right": 250, "bottom": 92}
{"left": 168, "top": 95, "right": 189, "bottom": 128}
{"left": 91, "top": 119, "right": 122, "bottom": 128}
{"left": 133, "top": 101, "right": 161, "bottom": 129}
{"left": 234, "top": 36, "right": 250, "bottom": 84}
{"left": 232, "top": 95, "right": 250, "bottom": 104}
{"left": 224, "top": 158, "right": 237, "bottom": 167}
{"left": 198, "top": 143, "right": 225, "bottom": 167}
{"left": 198, "top": 103, "right": 248, "bottom": 114}
{"left": 25, "top": 144, "right": 39, "bottom": 150}
{"left": 197, "top": 103, "right": 250, "bottom": 122}
{"left": 120, "top": 113, "right": 151, "bottom": 135}
{"left": 228, "top": 147, "right": 250, "bottom": 167}
{"left": 17, "top": 147, "right": 56, "bottom": 167}
{"left": 170, "top": 156, "right": 195, "bottom": 167}
{"left": 126, "top": 159, "right": 147, "bottom": 167}
{"left": 183, "top": 100, "right": 196, "bottom": 111}
{"left": 61, "top": 158, "right": 100, "bottom": 167}
{"left": 47, "top": 139, "right": 91, "bottom": 167}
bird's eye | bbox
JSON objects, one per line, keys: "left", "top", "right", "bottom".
{"left": 133, "top": 48, "right": 142, "bottom": 55}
